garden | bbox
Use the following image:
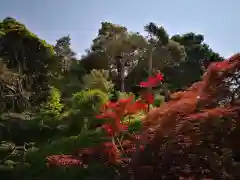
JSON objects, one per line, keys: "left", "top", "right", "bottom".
{"left": 0, "top": 17, "right": 239, "bottom": 180}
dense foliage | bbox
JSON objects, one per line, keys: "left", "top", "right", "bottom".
{"left": 0, "top": 17, "right": 238, "bottom": 180}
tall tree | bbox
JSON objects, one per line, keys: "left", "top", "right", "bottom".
{"left": 89, "top": 22, "right": 147, "bottom": 92}
{"left": 125, "top": 23, "right": 186, "bottom": 94}
{"left": 0, "top": 17, "right": 56, "bottom": 111}
{"left": 80, "top": 51, "right": 109, "bottom": 72}
{"left": 54, "top": 35, "right": 76, "bottom": 72}
{"left": 144, "top": 22, "right": 186, "bottom": 72}
{"left": 53, "top": 35, "right": 86, "bottom": 97}
{"left": 162, "top": 33, "right": 224, "bottom": 91}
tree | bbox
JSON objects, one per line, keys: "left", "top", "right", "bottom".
{"left": 0, "top": 58, "right": 30, "bottom": 112}
{"left": 52, "top": 35, "right": 87, "bottom": 98}
{"left": 90, "top": 22, "right": 147, "bottom": 92}
{"left": 162, "top": 33, "right": 224, "bottom": 91}
{"left": 0, "top": 17, "right": 56, "bottom": 110}
{"left": 54, "top": 35, "right": 76, "bottom": 72}
{"left": 143, "top": 22, "right": 186, "bottom": 72}
{"left": 80, "top": 51, "right": 109, "bottom": 72}
{"left": 125, "top": 23, "right": 186, "bottom": 94}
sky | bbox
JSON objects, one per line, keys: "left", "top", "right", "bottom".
{"left": 0, "top": 0, "right": 239, "bottom": 58}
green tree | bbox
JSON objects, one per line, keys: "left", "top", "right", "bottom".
{"left": 163, "top": 33, "right": 224, "bottom": 90}
{"left": 81, "top": 69, "right": 114, "bottom": 93}
{"left": 53, "top": 35, "right": 86, "bottom": 98}
{"left": 0, "top": 17, "right": 56, "bottom": 111}
{"left": 89, "top": 22, "right": 147, "bottom": 92}
{"left": 54, "top": 35, "right": 76, "bottom": 72}
{"left": 80, "top": 51, "right": 109, "bottom": 72}
{"left": 125, "top": 22, "right": 186, "bottom": 94}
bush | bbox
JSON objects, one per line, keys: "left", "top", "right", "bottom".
{"left": 81, "top": 69, "right": 114, "bottom": 93}
{"left": 13, "top": 130, "right": 109, "bottom": 180}
{"left": 68, "top": 89, "right": 108, "bottom": 131}
{"left": 71, "top": 89, "right": 108, "bottom": 115}
{"left": 38, "top": 87, "right": 64, "bottom": 124}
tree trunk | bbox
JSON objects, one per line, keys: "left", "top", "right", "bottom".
{"left": 162, "top": 83, "right": 171, "bottom": 102}
{"left": 120, "top": 66, "right": 125, "bottom": 92}
{"left": 116, "top": 56, "right": 125, "bottom": 92}
{"left": 148, "top": 45, "right": 153, "bottom": 92}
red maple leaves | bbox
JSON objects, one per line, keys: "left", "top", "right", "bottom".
{"left": 212, "top": 60, "right": 230, "bottom": 70}
{"left": 93, "top": 72, "right": 164, "bottom": 163}
{"left": 46, "top": 155, "right": 81, "bottom": 167}
{"left": 139, "top": 73, "right": 164, "bottom": 88}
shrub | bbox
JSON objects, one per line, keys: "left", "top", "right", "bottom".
{"left": 68, "top": 89, "right": 108, "bottom": 131}
{"left": 81, "top": 69, "right": 114, "bottom": 93}
{"left": 23, "top": 130, "right": 109, "bottom": 180}
{"left": 71, "top": 89, "right": 108, "bottom": 116}
{"left": 38, "top": 87, "right": 64, "bottom": 124}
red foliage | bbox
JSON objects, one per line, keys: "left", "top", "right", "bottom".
{"left": 139, "top": 73, "right": 164, "bottom": 88}
{"left": 124, "top": 54, "right": 240, "bottom": 180}
{"left": 96, "top": 95, "right": 149, "bottom": 136}
{"left": 46, "top": 155, "right": 82, "bottom": 167}
{"left": 102, "top": 142, "right": 118, "bottom": 164}
{"left": 140, "top": 92, "right": 155, "bottom": 105}
{"left": 102, "top": 124, "right": 115, "bottom": 136}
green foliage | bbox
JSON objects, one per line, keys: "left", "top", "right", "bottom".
{"left": 53, "top": 35, "right": 76, "bottom": 73}
{"left": 90, "top": 22, "right": 148, "bottom": 91}
{"left": 164, "top": 33, "right": 224, "bottom": 90}
{"left": 128, "top": 119, "right": 142, "bottom": 133}
{"left": 13, "top": 130, "right": 111, "bottom": 180}
{"left": 55, "top": 59, "right": 86, "bottom": 99}
{"left": 67, "top": 89, "right": 108, "bottom": 131}
{"left": 153, "top": 94, "right": 165, "bottom": 107}
{"left": 71, "top": 89, "right": 108, "bottom": 115}
{"left": 116, "top": 91, "right": 135, "bottom": 99}
{"left": 81, "top": 69, "right": 114, "bottom": 93}
{"left": 26, "top": 130, "right": 106, "bottom": 165}
{"left": 125, "top": 22, "right": 186, "bottom": 92}
{"left": 39, "top": 87, "right": 63, "bottom": 123}
{"left": 0, "top": 17, "right": 57, "bottom": 112}
{"left": 144, "top": 22, "right": 169, "bottom": 45}
{"left": 80, "top": 52, "right": 109, "bottom": 72}
{"left": 54, "top": 35, "right": 76, "bottom": 58}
